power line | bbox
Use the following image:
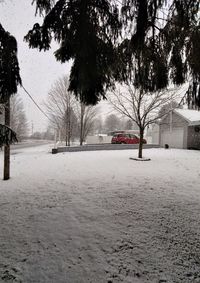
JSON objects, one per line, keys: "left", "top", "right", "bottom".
{"left": 21, "top": 82, "right": 190, "bottom": 128}
{"left": 21, "top": 85, "right": 53, "bottom": 124}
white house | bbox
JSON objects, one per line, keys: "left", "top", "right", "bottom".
{"left": 159, "top": 109, "right": 200, "bottom": 149}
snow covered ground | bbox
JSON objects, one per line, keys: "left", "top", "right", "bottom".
{"left": 0, "top": 145, "right": 200, "bottom": 283}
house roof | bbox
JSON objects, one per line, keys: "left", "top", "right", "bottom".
{"left": 174, "top": 109, "right": 200, "bottom": 125}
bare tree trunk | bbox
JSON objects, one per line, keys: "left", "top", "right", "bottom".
{"left": 4, "top": 99, "right": 10, "bottom": 180}
{"left": 65, "top": 121, "right": 68, "bottom": 146}
{"left": 65, "top": 108, "right": 71, "bottom": 146}
{"left": 68, "top": 126, "right": 71, "bottom": 146}
{"left": 138, "top": 127, "right": 144, "bottom": 159}
{"left": 65, "top": 117, "right": 68, "bottom": 146}
{"left": 68, "top": 108, "right": 71, "bottom": 146}
{"left": 65, "top": 126, "right": 71, "bottom": 146}
{"left": 80, "top": 104, "right": 84, "bottom": 146}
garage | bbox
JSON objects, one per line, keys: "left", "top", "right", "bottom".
{"left": 160, "top": 128, "right": 184, "bottom": 148}
{"left": 159, "top": 109, "right": 200, "bottom": 149}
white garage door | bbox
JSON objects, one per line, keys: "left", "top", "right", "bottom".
{"left": 161, "top": 128, "right": 184, "bottom": 148}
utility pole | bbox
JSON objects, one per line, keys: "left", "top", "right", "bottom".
{"left": 170, "top": 100, "right": 173, "bottom": 133}
{"left": 31, "top": 120, "right": 34, "bottom": 135}
{"left": 4, "top": 98, "right": 10, "bottom": 180}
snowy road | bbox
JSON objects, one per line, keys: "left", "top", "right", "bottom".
{"left": 10, "top": 141, "right": 53, "bottom": 150}
{"left": 0, "top": 146, "right": 200, "bottom": 283}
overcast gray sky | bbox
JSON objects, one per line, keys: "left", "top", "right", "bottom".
{"left": 0, "top": 0, "right": 71, "bottom": 132}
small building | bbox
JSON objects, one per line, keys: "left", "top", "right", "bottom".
{"left": 159, "top": 109, "right": 200, "bottom": 149}
{"left": 86, "top": 134, "right": 112, "bottom": 144}
{"left": 146, "top": 123, "right": 160, "bottom": 144}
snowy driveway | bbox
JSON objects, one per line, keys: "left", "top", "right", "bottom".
{"left": 0, "top": 146, "right": 200, "bottom": 283}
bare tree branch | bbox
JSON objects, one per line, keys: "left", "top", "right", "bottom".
{"left": 108, "top": 83, "right": 183, "bottom": 158}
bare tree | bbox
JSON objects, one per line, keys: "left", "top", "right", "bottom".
{"left": 92, "top": 116, "right": 104, "bottom": 135}
{"left": 44, "top": 76, "right": 77, "bottom": 146}
{"left": 45, "top": 76, "right": 98, "bottom": 146}
{"left": 10, "top": 95, "right": 28, "bottom": 141}
{"left": 104, "top": 114, "right": 121, "bottom": 133}
{"left": 109, "top": 84, "right": 181, "bottom": 158}
{"left": 158, "top": 100, "right": 182, "bottom": 118}
{"left": 125, "top": 119, "right": 134, "bottom": 130}
{"left": 1, "top": 96, "right": 28, "bottom": 142}
{"left": 74, "top": 103, "right": 99, "bottom": 145}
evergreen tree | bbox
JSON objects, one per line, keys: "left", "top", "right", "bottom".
{"left": 25, "top": 0, "right": 121, "bottom": 105}
{"left": 117, "top": 0, "right": 200, "bottom": 106}
{"left": 0, "top": 24, "right": 21, "bottom": 103}
{"left": 26, "top": 0, "right": 199, "bottom": 106}
{"left": 0, "top": 22, "right": 21, "bottom": 179}
{"left": 0, "top": 23, "right": 21, "bottom": 145}
{"left": 0, "top": 124, "right": 18, "bottom": 147}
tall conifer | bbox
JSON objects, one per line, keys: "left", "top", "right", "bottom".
{"left": 25, "top": 0, "right": 121, "bottom": 105}
{"left": 26, "top": 0, "right": 200, "bottom": 106}
{"left": 0, "top": 24, "right": 21, "bottom": 144}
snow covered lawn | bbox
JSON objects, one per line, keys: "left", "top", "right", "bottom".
{"left": 0, "top": 146, "right": 200, "bottom": 283}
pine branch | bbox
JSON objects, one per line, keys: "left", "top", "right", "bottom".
{"left": 0, "top": 124, "right": 18, "bottom": 146}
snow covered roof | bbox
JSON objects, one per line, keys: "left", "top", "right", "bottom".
{"left": 174, "top": 109, "right": 200, "bottom": 125}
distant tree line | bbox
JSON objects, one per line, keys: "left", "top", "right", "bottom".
{"left": 103, "top": 113, "right": 138, "bottom": 134}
